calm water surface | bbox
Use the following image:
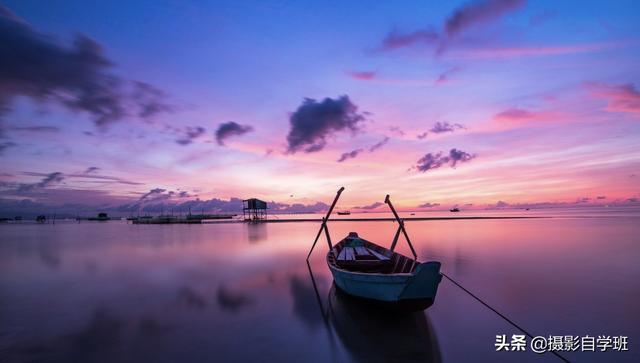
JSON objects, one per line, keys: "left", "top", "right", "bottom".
{"left": 1, "top": 209, "right": 639, "bottom": 362}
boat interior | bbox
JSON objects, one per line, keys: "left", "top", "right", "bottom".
{"left": 328, "top": 232, "right": 418, "bottom": 274}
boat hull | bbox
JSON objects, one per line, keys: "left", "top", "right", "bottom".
{"left": 328, "top": 257, "right": 442, "bottom": 311}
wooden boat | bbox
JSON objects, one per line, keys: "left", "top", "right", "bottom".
{"left": 307, "top": 187, "right": 442, "bottom": 311}
{"left": 450, "top": 207, "right": 460, "bottom": 212}
{"left": 336, "top": 211, "right": 351, "bottom": 215}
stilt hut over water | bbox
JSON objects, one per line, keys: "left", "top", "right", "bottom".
{"left": 243, "top": 198, "right": 267, "bottom": 221}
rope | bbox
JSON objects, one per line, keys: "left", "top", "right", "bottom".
{"left": 441, "top": 272, "right": 570, "bottom": 362}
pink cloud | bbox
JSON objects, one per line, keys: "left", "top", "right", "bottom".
{"left": 587, "top": 82, "right": 640, "bottom": 116}
{"left": 448, "top": 42, "right": 616, "bottom": 60}
{"left": 493, "top": 108, "right": 557, "bottom": 124}
{"left": 348, "top": 71, "right": 376, "bottom": 81}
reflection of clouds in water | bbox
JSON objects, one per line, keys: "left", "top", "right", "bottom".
{"left": 289, "top": 274, "right": 326, "bottom": 331}
{"left": 216, "top": 285, "right": 254, "bottom": 312}
{"left": 3, "top": 308, "right": 174, "bottom": 363}
{"left": 177, "top": 286, "right": 208, "bottom": 310}
{"left": 420, "top": 245, "right": 469, "bottom": 276}
{"left": 37, "top": 243, "right": 61, "bottom": 269}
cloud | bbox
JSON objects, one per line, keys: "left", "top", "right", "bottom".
{"left": 269, "top": 201, "right": 329, "bottom": 214}
{"left": 0, "top": 5, "right": 172, "bottom": 126}
{"left": 337, "top": 148, "right": 363, "bottom": 162}
{"left": 378, "top": 0, "right": 524, "bottom": 54}
{"left": 217, "top": 285, "right": 254, "bottom": 312}
{"left": 368, "top": 136, "right": 390, "bottom": 152}
{"left": 355, "top": 201, "right": 384, "bottom": 210}
{"left": 0, "top": 141, "right": 16, "bottom": 155}
{"left": 417, "top": 121, "right": 465, "bottom": 139}
{"left": 445, "top": 0, "right": 526, "bottom": 37}
{"left": 16, "top": 172, "right": 64, "bottom": 192}
{"left": 435, "top": 67, "right": 461, "bottom": 84}
{"left": 215, "top": 122, "right": 253, "bottom": 146}
{"left": 348, "top": 71, "right": 376, "bottom": 81}
{"left": 418, "top": 202, "right": 440, "bottom": 208}
{"left": 414, "top": 148, "right": 476, "bottom": 172}
{"left": 494, "top": 200, "right": 509, "bottom": 208}
{"left": 67, "top": 172, "right": 143, "bottom": 185}
{"left": 286, "top": 96, "right": 365, "bottom": 153}
{"left": 587, "top": 82, "right": 640, "bottom": 115}
{"left": 0, "top": 191, "right": 336, "bottom": 218}
{"left": 492, "top": 108, "right": 557, "bottom": 124}
{"left": 139, "top": 188, "right": 166, "bottom": 201}
{"left": 132, "top": 81, "right": 172, "bottom": 119}
{"left": 10, "top": 125, "right": 60, "bottom": 133}
{"left": 176, "top": 126, "right": 206, "bottom": 145}
{"left": 0, "top": 171, "right": 142, "bottom": 196}
{"left": 450, "top": 42, "right": 617, "bottom": 60}
{"left": 380, "top": 28, "right": 440, "bottom": 51}
{"left": 389, "top": 126, "right": 405, "bottom": 136}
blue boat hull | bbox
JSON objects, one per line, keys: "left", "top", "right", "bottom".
{"left": 328, "top": 255, "right": 442, "bottom": 311}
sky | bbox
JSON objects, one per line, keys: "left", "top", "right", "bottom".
{"left": 0, "top": 0, "right": 639, "bottom": 216}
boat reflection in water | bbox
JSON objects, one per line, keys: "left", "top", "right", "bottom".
{"left": 327, "top": 284, "right": 441, "bottom": 363}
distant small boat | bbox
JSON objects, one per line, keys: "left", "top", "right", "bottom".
{"left": 337, "top": 211, "right": 351, "bottom": 215}
{"left": 87, "top": 212, "right": 110, "bottom": 221}
{"left": 449, "top": 208, "right": 460, "bottom": 212}
{"left": 308, "top": 188, "right": 442, "bottom": 311}
{"left": 410, "top": 213, "right": 415, "bottom": 216}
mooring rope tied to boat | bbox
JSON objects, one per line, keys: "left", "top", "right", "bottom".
{"left": 440, "top": 272, "right": 571, "bottom": 363}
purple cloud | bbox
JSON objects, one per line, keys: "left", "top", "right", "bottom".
{"left": 337, "top": 148, "right": 363, "bottom": 162}
{"left": 379, "top": 0, "right": 525, "bottom": 53}
{"left": 369, "top": 136, "right": 390, "bottom": 152}
{"left": 445, "top": 0, "right": 526, "bottom": 37}
{"left": 215, "top": 122, "right": 253, "bottom": 146}
{"left": 389, "top": 126, "right": 405, "bottom": 136}
{"left": 435, "top": 67, "right": 461, "bottom": 84}
{"left": 286, "top": 96, "right": 365, "bottom": 153}
{"left": 16, "top": 172, "right": 64, "bottom": 192}
{"left": 417, "top": 122, "right": 465, "bottom": 139}
{"left": 0, "top": 141, "right": 16, "bottom": 155}
{"left": 355, "top": 201, "right": 384, "bottom": 210}
{"left": 10, "top": 125, "right": 60, "bottom": 133}
{"left": 381, "top": 28, "right": 440, "bottom": 50}
{"left": 418, "top": 202, "right": 440, "bottom": 208}
{"left": 176, "top": 126, "right": 206, "bottom": 145}
{"left": 0, "top": 5, "right": 172, "bottom": 126}
{"left": 415, "top": 148, "right": 476, "bottom": 172}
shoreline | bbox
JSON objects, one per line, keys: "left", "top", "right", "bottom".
{"left": 202, "top": 216, "right": 548, "bottom": 224}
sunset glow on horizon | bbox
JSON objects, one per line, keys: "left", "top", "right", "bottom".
{"left": 1, "top": 0, "right": 639, "bottom": 215}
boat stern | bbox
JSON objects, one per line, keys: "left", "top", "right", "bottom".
{"left": 399, "top": 261, "right": 442, "bottom": 304}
